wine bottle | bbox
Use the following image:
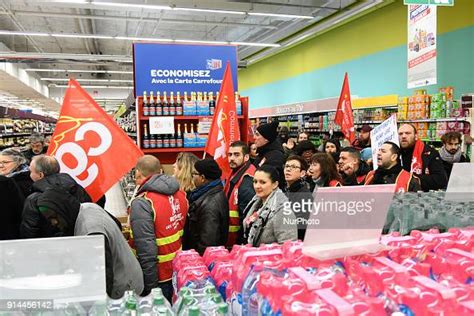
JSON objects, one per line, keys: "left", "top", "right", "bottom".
{"left": 163, "top": 91, "right": 169, "bottom": 116}
{"left": 150, "top": 132, "right": 157, "bottom": 149}
{"left": 143, "top": 124, "right": 150, "bottom": 149}
{"left": 143, "top": 91, "right": 149, "bottom": 117}
{"left": 209, "top": 92, "right": 215, "bottom": 116}
{"left": 169, "top": 91, "right": 176, "bottom": 116}
{"left": 149, "top": 91, "right": 156, "bottom": 116}
{"left": 176, "top": 123, "right": 183, "bottom": 147}
{"left": 157, "top": 135, "right": 163, "bottom": 148}
{"left": 156, "top": 91, "right": 162, "bottom": 116}
{"left": 176, "top": 91, "right": 183, "bottom": 116}
{"left": 163, "top": 133, "right": 170, "bottom": 148}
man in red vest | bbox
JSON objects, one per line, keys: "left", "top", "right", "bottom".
{"left": 339, "top": 147, "right": 371, "bottom": 185}
{"left": 365, "top": 141, "right": 421, "bottom": 193}
{"left": 129, "top": 155, "right": 188, "bottom": 301}
{"left": 224, "top": 141, "right": 256, "bottom": 247}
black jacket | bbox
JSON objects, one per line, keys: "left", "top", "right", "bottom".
{"left": 371, "top": 164, "right": 421, "bottom": 192}
{"left": 23, "top": 147, "right": 47, "bottom": 163}
{"left": 0, "top": 176, "right": 25, "bottom": 240}
{"left": 183, "top": 184, "right": 229, "bottom": 255}
{"left": 284, "top": 180, "right": 313, "bottom": 241}
{"left": 342, "top": 161, "right": 371, "bottom": 186}
{"left": 441, "top": 154, "right": 469, "bottom": 180}
{"left": 254, "top": 139, "right": 285, "bottom": 189}
{"left": 401, "top": 144, "right": 448, "bottom": 191}
{"left": 20, "top": 173, "right": 92, "bottom": 238}
{"left": 10, "top": 170, "right": 33, "bottom": 199}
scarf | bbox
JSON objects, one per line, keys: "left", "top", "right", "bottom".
{"left": 373, "top": 163, "right": 403, "bottom": 185}
{"left": 188, "top": 179, "right": 222, "bottom": 203}
{"left": 410, "top": 140, "right": 425, "bottom": 176}
{"left": 8, "top": 163, "right": 29, "bottom": 178}
{"left": 244, "top": 189, "right": 283, "bottom": 247}
{"left": 438, "top": 146, "right": 462, "bottom": 164}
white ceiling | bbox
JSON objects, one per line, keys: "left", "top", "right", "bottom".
{"left": 0, "top": 0, "right": 383, "bottom": 114}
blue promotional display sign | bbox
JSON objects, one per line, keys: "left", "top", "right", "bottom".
{"left": 133, "top": 43, "right": 238, "bottom": 96}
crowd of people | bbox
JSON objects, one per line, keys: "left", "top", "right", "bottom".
{"left": 0, "top": 122, "right": 470, "bottom": 301}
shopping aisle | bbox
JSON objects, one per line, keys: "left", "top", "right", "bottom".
{"left": 104, "top": 182, "right": 128, "bottom": 218}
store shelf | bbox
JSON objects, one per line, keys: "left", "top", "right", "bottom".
{"left": 354, "top": 120, "right": 385, "bottom": 125}
{"left": 140, "top": 115, "right": 244, "bottom": 121}
{"left": 126, "top": 132, "right": 137, "bottom": 137}
{"left": 0, "top": 131, "right": 54, "bottom": 139}
{"left": 399, "top": 117, "right": 470, "bottom": 123}
{"left": 142, "top": 147, "right": 205, "bottom": 153}
{"left": 422, "top": 138, "right": 442, "bottom": 142}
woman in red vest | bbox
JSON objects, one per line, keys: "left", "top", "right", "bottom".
{"left": 309, "top": 153, "right": 343, "bottom": 190}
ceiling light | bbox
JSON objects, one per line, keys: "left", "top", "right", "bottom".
{"left": 174, "top": 39, "right": 228, "bottom": 45}
{"left": 51, "top": 33, "right": 114, "bottom": 39}
{"left": 0, "top": 30, "right": 279, "bottom": 47}
{"left": 172, "top": 7, "right": 245, "bottom": 15}
{"left": 0, "top": 30, "right": 49, "bottom": 36}
{"left": 52, "top": 85, "right": 133, "bottom": 89}
{"left": 41, "top": 78, "right": 133, "bottom": 83}
{"left": 230, "top": 42, "right": 280, "bottom": 48}
{"left": 248, "top": 12, "right": 314, "bottom": 19}
{"left": 51, "top": 1, "right": 312, "bottom": 19}
{"left": 26, "top": 69, "right": 133, "bottom": 74}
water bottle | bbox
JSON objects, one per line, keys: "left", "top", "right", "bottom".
{"left": 152, "top": 295, "right": 174, "bottom": 315}
{"left": 216, "top": 303, "right": 229, "bottom": 315}
{"left": 107, "top": 297, "right": 126, "bottom": 315}
{"left": 187, "top": 306, "right": 201, "bottom": 316}
{"left": 173, "top": 287, "right": 192, "bottom": 314}
{"left": 177, "top": 294, "right": 198, "bottom": 316}
{"left": 88, "top": 300, "right": 107, "bottom": 315}
{"left": 124, "top": 290, "right": 139, "bottom": 315}
{"left": 152, "top": 288, "right": 172, "bottom": 310}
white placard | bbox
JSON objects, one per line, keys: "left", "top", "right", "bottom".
{"left": 198, "top": 117, "right": 212, "bottom": 134}
{"left": 149, "top": 117, "right": 175, "bottom": 135}
{"left": 407, "top": 5, "right": 437, "bottom": 88}
{"left": 370, "top": 115, "right": 400, "bottom": 170}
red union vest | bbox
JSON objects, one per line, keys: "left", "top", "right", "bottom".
{"left": 329, "top": 179, "right": 342, "bottom": 187}
{"left": 364, "top": 169, "right": 412, "bottom": 193}
{"left": 224, "top": 163, "right": 256, "bottom": 248}
{"left": 129, "top": 189, "right": 188, "bottom": 282}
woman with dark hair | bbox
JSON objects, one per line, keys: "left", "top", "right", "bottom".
{"left": 323, "top": 138, "right": 341, "bottom": 164}
{"left": 309, "top": 153, "right": 343, "bottom": 189}
{"left": 0, "top": 148, "right": 33, "bottom": 198}
{"left": 243, "top": 165, "right": 297, "bottom": 246}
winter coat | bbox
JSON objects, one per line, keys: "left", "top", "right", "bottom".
{"left": 342, "top": 161, "right": 372, "bottom": 186}
{"left": 130, "top": 174, "right": 188, "bottom": 294}
{"left": 401, "top": 144, "right": 448, "bottom": 191}
{"left": 183, "top": 182, "right": 229, "bottom": 255}
{"left": 20, "top": 173, "right": 92, "bottom": 238}
{"left": 75, "top": 203, "right": 144, "bottom": 299}
{"left": 243, "top": 189, "right": 298, "bottom": 246}
{"left": 9, "top": 168, "right": 33, "bottom": 199}
{"left": 441, "top": 154, "right": 469, "bottom": 180}
{"left": 284, "top": 180, "right": 313, "bottom": 241}
{"left": 254, "top": 139, "right": 286, "bottom": 189}
{"left": 0, "top": 176, "right": 24, "bottom": 240}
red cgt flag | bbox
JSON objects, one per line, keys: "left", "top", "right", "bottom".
{"left": 334, "top": 72, "right": 356, "bottom": 143}
{"left": 204, "top": 62, "right": 240, "bottom": 178}
{"left": 47, "top": 79, "right": 143, "bottom": 202}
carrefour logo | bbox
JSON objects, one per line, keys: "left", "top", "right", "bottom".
{"left": 206, "top": 59, "right": 222, "bottom": 70}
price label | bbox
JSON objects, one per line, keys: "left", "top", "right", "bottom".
{"left": 149, "top": 117, "right": 175, "bottom": 135}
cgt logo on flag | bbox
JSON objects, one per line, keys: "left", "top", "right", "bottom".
{"left": 47, "top": 79, "right": 143, "bottom": 202}
{"left": 49, "top": 116, "right": 112, "bottom": 189}
{"left": 206, "top": 59, "right": 222, "bottom": 70}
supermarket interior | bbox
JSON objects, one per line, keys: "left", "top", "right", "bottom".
{"left": 0, "top": 0, "right": 473, "bottom": 315}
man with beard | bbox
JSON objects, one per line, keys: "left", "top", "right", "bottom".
{"left": 439, "top": 132, "right": 470, "bottom": 179}
{"left": 352, "top": 124, "right": 372, "bottom": 151}
{"left": 338, "top": 147, "right": 371, "bottom": 186}
{"left": 398, "top": 124, "right": 447, "bottom": 191}
{"left": 224, "top": 141, "right": 256, "bottom": 247}
{"left": 364, "top": 142, "right": 421, "bottom": 192}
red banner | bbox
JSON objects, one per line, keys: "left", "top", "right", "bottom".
{"left": 47, "top": 79, "right": 143, "bottom": 202}
{"left": 334, "top": 72, "right": 356, "bottom": 143}
{"left": 204, "top": 62, "right": 240, "bottom": 178}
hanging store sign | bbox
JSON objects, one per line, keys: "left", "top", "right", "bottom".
{"left": 404, "top": 0, "right": 454, "bottom": 6}
{"left": 407, "top": 4, "right": 437, "bottom": 89}
{"left": 133, "top": 43, "right": 238, "bottom": 97}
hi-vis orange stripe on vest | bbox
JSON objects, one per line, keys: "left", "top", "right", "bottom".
{"left": 224, "top": 163, "right": 256, "bottom": 248}
{"left": 129, "top": 190, "right": 188, "bottom": 282}
{"left": 364, "top": 169, "right": 412, "bottom": 193}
